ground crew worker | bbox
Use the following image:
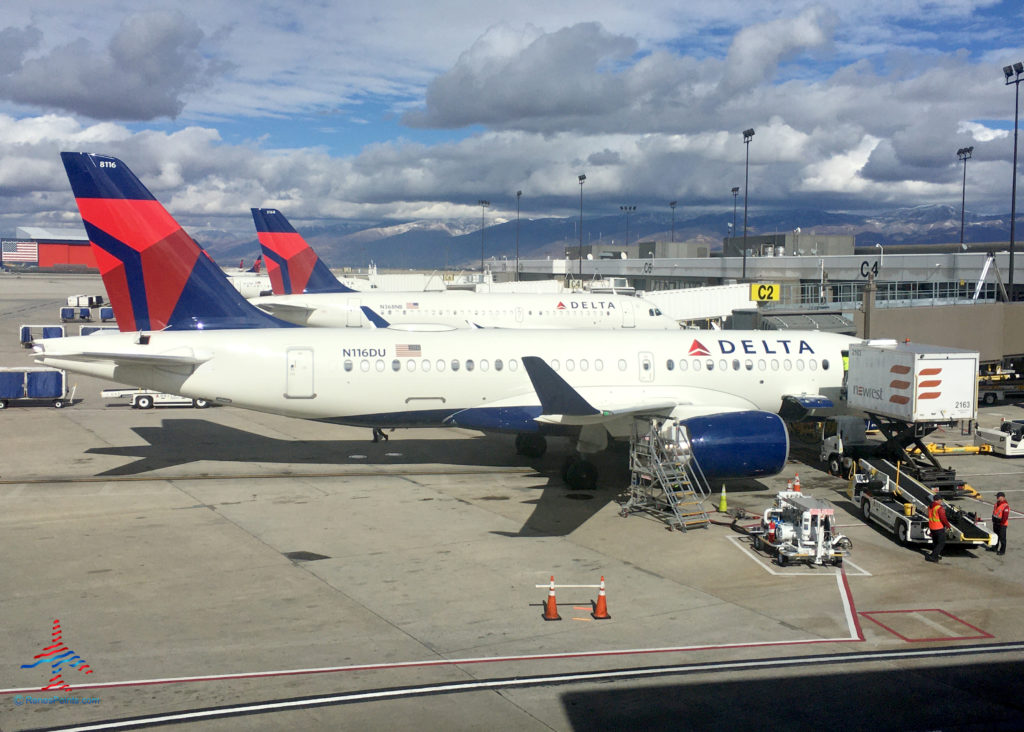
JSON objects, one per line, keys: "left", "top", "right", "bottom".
{"left": 926, "top": 492, "right": 951, "bottom": 562}
{"left": 988, "top": 492, "right": 1010, "bottom": 555}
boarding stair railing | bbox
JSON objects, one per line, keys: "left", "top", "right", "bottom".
{"left": 622, "top": 417, "right": 712, "bottom": 531}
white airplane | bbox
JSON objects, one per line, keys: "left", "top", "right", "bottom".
{"left": 250, "top": 207, "right": 678, "bottom": 330}
{"left": 40, "top": 152, "right": 857, "bottom": 489}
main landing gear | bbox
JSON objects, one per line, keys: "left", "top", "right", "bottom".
{"left": 561, "top": 455, "right": 598, "bottom": 491}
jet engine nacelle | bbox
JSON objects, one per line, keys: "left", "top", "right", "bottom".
{"left": 676, "top": 411, "right": 789, "bottom": 480}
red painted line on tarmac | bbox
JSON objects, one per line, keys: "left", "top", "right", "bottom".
{"left": 859, "top": 608, "right": 994, "bottom": 643}
{"left": 2, "top": 568, "right": 869, "bottom": 696}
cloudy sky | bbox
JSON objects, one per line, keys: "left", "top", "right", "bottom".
{"left": 0, "top": 0, "right": 1022, "bottom": 236}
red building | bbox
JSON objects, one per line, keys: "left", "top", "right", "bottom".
{"left": 3, "top": 227, "right": 96, "bottom": 270}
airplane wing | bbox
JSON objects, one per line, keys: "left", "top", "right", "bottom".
{"left": 521, "top": 356, "right": 745, "bottom": 426}
{"left": 34, "top": 349, "right": 211, "bottom": 369}
{"left": 254, "top": 302, "right": 316, "bottom": 321}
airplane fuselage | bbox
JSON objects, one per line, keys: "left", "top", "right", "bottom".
{"left": 252, "top": 291, "right": 679, "bottom": 330}
{"left": 37, "top": 328, "right": 855, "bottom": 438}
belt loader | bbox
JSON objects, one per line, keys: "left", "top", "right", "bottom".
{"left": 852, "top": 458, "right": 995, "bottom": 548}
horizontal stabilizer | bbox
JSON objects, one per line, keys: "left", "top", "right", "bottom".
{"left": 360, "top": 306, "right": 390, "bottom": 328}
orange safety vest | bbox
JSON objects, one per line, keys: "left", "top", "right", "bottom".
{"left": 928, "top": 502, "right": 946, "bottom": 530}
{"left": 993, "top": 501, "right": 1010, "bottom": 527}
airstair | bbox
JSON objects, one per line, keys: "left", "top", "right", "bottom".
{"left": 621, "top": 417, "right": 712, "bottom": 531}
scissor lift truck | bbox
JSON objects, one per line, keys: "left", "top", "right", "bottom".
{"left": 853, "top": 458, "right": 995, "bottom": 549}
{"left": 845, "top": 342, "right": 980, "bottom": 497}
{"left": 750, "top": 491, "right": 852, "bottom": 566}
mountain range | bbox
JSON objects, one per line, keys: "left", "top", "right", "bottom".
{"left": 206, "top": 204, "right": 1014, "bottom": 269}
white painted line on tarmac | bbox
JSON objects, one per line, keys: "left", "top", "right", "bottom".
{"left": 726, "top": 535, "right": 870, "bottom": 577}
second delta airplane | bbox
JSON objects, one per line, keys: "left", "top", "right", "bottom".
{"left": 249, "top": 207, "right": 679, "bottom": 330}
{"left": 39, "top": 152, "right": 857, "bottom": 489}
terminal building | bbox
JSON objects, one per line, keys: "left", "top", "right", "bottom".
{"left": 1, "top": 227, "right": 94, "bottom": 271}
{"left": 496, "top": 231, "right": 1024, "bottom": 367}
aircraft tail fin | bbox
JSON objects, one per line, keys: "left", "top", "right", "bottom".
{"left": 251, "top": 208, "right": 354, "bottom": 294}
{"left": 60, "top": 152, "right": 291, "bottom": 331}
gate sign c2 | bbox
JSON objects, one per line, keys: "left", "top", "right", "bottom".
{"left": 750, "top": 283, "right": 780, "bottom": 302}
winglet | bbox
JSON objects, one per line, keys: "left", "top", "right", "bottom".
{"left": 251, "top": 207, "right": 354, "bottom": 294}
{"left": 522, "top": 356, "right": 600, "bottom": 416}
{"left": 360, "top": 305, "right": 390, "bottom": 328}
{"left": 61, "top": 152, "right": 292, "bottom": 331}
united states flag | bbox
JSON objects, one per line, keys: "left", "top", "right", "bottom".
{"left": 405, "top": 302, "right": 419, "bottom": 310}
{"left": 2, "top": 240, "right": 38, "bottom": 263}
{"left": 396, "top": 344, "right": 422, "bottom": 357}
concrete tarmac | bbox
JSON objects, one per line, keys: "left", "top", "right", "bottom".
{"left": 2, "top": 272, "right": 1024, "bottom": 731}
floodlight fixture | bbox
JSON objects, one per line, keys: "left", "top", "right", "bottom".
{"left": 578, "top": 174, "right": 586, "bottom": 278}
{"left": 620, "top": 205, "right": 636, "bottom": 246}
{"left": 669, "top": 201, "right": 677, "bottom": 242}
{"left": 742, "top": 129, "right": 755, "bottom": 281}
{"left": 957, "top": 147, "right": 973, "bottom": 245}
{"left": 478, "top": 199, "right": 490, "bottom": 273}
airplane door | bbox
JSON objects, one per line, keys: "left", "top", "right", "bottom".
{"left": 285, "top": 347, "right": 315, "bottom": 398}
{"left": 347, "top": 298, "right": 362, "bottom": 327}
{"left": 621, "top": 300, "right": 636, "bottom": 328}
{"left": 639, "top": 351, "right": 655, "bottom": 382}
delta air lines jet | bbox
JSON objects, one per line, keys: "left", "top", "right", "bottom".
{"left": 251, "top": 207, "right": 678, "bottom": 330}
{"left": 38, "top": 153, "right": 858, "bottom": 489}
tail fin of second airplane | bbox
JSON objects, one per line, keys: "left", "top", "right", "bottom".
{"left": 251, "top": 208, "right": 354, "bottom": 295}
{"left": 61, "top": 152, "right": 292, "bottom": 331}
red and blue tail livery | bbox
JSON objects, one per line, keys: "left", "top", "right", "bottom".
{"left": 251, "top": 207, "right": 354, "bottom": 295}
{"left": 61, "top": 153, "right": 291, "bottom": 331}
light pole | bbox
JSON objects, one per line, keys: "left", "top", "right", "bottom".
{"left": 515, "top": 190, "right": 522, "bottom": 282}
{"left": 742, "top": 128, "right": 755, "bottom": 281}
{"left": 620, "top": 205, "right": 636, "bottom": 246}
{"left": 578, "top": 174, "right": 586, "bottom": 279}
{"left": 669, "top": 201, "right": 677, "bottom": 243}
{"left": 478, "top": 199, "right": 489, "bottom": 274}
{"left": 731, "top": 186, "right": 739, "bottom": 256}
{"left": 957, "top": 146, "right": 973, "bottom": 246}
{"left": 875, "top": 242, "right": 883, "bottom": 268}
{"left": 1004, "top": 62, "right": 1024, "bottom": 298}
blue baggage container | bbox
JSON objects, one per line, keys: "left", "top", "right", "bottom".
{"left": 26, "top": 370, "right": 64, "bottom": 398}
{"left": 60, "top": 307, "right": 75, "bottom": 322}
{"left": 100, "top": 306, "right": 114, "bottom": 321}
{"left": 19, "top": 326, "right": 32, "bottom": 345}
{"left": 42, "top": 327, "right": 64, "bottom": 339}
{"left": 0, "top": 371, "right": 23, "bottom": 398}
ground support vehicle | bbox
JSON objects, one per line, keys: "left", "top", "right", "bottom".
{"left": 102, "top": 388, "right": 211, "bottom": 409}
{"left": 841, "top": 342, "right": 980, "bottom": 496}
{"left": 852, "top": 458, "right": 995, "bottom": 549}
{"left": 0, "top": 367, "right": 69, "bottom": 409}
{"left": 749, "top": 490, "right": 851, "bottom": 566}
{"left": 975, "top": 420, "right": 1024, "bottom": 457}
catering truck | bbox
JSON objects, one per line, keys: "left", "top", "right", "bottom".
{"left": 843, "top": 341, "right": 979, "bottom": 495}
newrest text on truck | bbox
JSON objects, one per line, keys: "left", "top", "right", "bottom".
{"left": 841, "top": 341, "right": 979, "bottom": 495}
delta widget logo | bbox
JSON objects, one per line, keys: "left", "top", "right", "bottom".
{"left": 21, "top": 619, "right": 94, "bottom": 690}
{"left": 688, "top": 339, "right": 712, "bottom": 356}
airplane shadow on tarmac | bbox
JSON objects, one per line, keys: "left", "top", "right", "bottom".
{"left": 84, "top": 418, "right": 626, "bottom": 537}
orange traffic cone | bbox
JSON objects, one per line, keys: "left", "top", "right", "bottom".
{"left": 793, "top": 473, "right": 801, "bottom": 492}
{"left": 592, "top": 576, "right": 611, "bottom": 620}
{"left": 543, "top": 576, "right": 561, "bottom": 621}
